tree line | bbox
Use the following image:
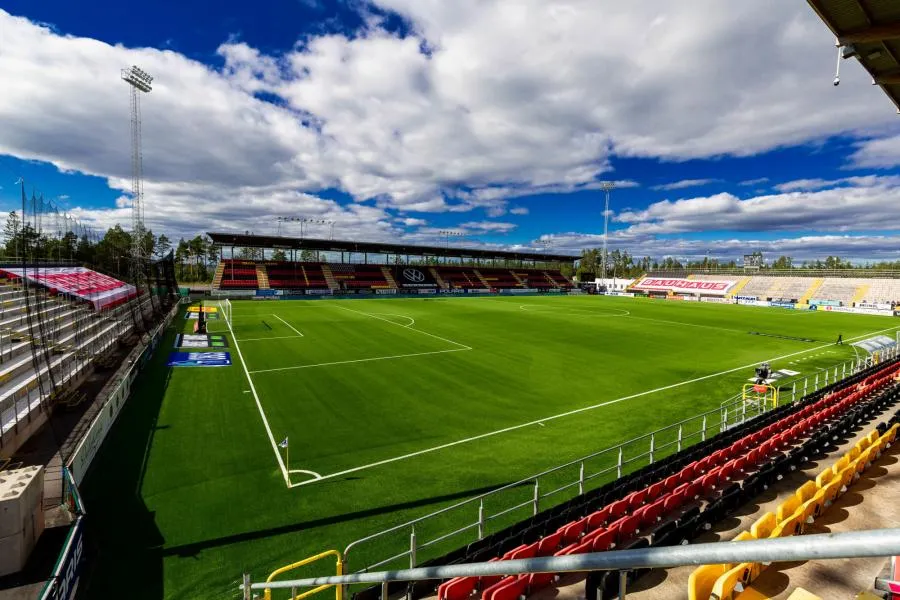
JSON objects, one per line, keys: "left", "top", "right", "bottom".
{"left": 1, "top": 211, "right": 221, "bottom": 283}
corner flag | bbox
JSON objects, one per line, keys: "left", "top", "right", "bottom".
{"left": 279, "top": 437, "right": 289, "bottom": 449}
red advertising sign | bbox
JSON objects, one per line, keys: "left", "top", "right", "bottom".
{"left": 633, "top": 278, "right": 736, "bottom": 296}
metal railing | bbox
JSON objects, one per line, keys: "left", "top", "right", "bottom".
{"left": 242, "top": 528, "right": 900, "bottom": 599}
{"left": 339, "top": 354, "right": 879, "bottom": 576}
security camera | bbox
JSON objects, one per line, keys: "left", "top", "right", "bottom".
{"left": 833, "top": 77, "right": 840, "bottom": 86}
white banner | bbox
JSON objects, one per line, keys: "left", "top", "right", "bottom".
{"left": 632, "top": 277, "right": 737, "bottom": 296}
{"left": 701, "top": 297, "right": 734, "bottom": 304}
{"left": 820, "top": 305, "right": 895, "bottom": 316}
{"left": 855, "top": 302, "right": 892, "bottom": 310}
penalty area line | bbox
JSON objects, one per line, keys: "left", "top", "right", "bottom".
{"left": 272, "top": 314, "right": 304, "bottom": 337}
{"left": 250, "top": 348, "right": 470, "bottom": 374}
{"left": 330, "top": 303, "right": 471, "bottom": 350}
{"left": 288, "top": 322, "right": 900, "bottom": 488}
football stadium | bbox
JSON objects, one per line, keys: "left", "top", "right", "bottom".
{"left": 3, "top": 1, "right": 900, "bottom": 600}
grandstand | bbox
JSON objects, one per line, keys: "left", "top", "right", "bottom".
{"left": 206, "top": 233, "right": 577, "bottom": 295}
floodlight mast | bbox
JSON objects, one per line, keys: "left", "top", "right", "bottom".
{"left": 599, "top": 182, "right": 616, "bottom": 284}
{"left": 122, "top": 66, "right": 152, "bottom": 281}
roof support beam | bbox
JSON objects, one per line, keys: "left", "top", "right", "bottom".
{"left": 839, "top": 22, "right": 900, "bottom": 44}
{"left": 876, "top": 69, "right": 900, "bottom": 84}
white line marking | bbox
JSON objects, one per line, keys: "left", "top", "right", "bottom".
{"left": 238, "top": 335, "right": 307, "bottom": 342}
{"left": 289, "top": 322, "right": 900, "bottom": 487}
{"left": 289, "top": 469, "right": 323, "bottom": 480}
{"left": 220, "top": 301, "right": 291, "bottom": 487}
{"left": 272, "top": 314, "right": 304, "bottom": 337}
{"left": 250, "top": 348, "right": 470, "bottom": 374}
{"left": 367, "top": 313, "right": 416, "bottom": 327}
{"left": 330, "top": 303, "right": 471, "bottom": 349}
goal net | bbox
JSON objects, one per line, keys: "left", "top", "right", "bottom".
{"left": 220, "top": 299, "right": 233, "bottom": 326}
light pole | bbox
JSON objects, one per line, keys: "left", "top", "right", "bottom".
{"left": 599, "top": 182, "right": 616, "bottom": 283}
{"left": 438, "top": 230, "right": 463, "bottom": 249}
{"left": 121, "top": 65, "right": 152, "bottom": 280}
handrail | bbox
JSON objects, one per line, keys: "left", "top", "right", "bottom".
{"left": 264, "top": 550, "right": 343, "bottom": 600}
{"left": 244, "top": 528, "right": 900, "bottom": 592}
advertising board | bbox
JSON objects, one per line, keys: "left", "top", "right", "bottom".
{"left": 632, "top": 277, "right": 737, "bottom": 296}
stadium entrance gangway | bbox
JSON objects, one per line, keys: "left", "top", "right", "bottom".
{"left": 240, "top": 528, "right": 900, "bottom": 600}
{"left": 334, "top": 353, "right": 889, "bottom": 579}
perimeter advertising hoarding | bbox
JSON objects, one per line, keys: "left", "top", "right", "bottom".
{"left": 632, "top": 277, "right": 737, "bottom": 296}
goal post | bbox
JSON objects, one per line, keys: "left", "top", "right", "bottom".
{"left": 220, "top": 299, "right": 233, "bottom": 326}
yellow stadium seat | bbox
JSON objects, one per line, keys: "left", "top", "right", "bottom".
{"left": 795, "top": 488, "right": 827, "bottom": 526}
{"left": 815, "top": 468, "right": 833, "bottom": 488}
{"left": 777, "top": 495, "right": 802, "bottom": 523}
{"left": 884, "top": 424, "right": 899, "bottom": 444}
{"left": 796, "top": 481, "right": 817, "bottom": 503}
{"left": 866, "top": 429, "right": 880, "bottom": 445}
{"left": 772, "top": 512, "right": 803, "bottom": 538}
{"left": 835, "top": 465, "right": 855, "bottom": 494}
{"left": 710, "top": 562, "right": 761, "bottom": 600}
{"left": 750, "top": 513, "right": 777, "bottom": 540}
{"left": 847, "top": 445, "right": 861, "bottom": 463}
{"left": 831, "top": 455, "right": 850, "bottom": 476}
{"left": 688, "top": 532, "right": 754, "bottom": 600}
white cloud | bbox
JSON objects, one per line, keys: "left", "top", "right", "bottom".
{"left": 399, "top": 217, "right": 428, "bottom": 227}
{"left": 738, "top": 177, "right": 770, "bottom": 186}
{"left": 534, "top": 231, "right": 900, "bottom": 262}
{"left": 651, "top": 178, "right": 717, "bottom": 191}
{"left": 459, "top": 220, "right": 517, "bottom": 233}
{"left": 509, "top": 207, "right": 529, "bottom": 215}
{"left": 850, "top": 134, "right": 900, "bottom": 169}
{"left": 616, "top": 175, "right": 900, "bottom": 234}
{"left": 2, "top": 2, "right": 899, "bottom": 236}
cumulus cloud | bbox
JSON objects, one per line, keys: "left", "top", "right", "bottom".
{"left": 850, "top": 134, "right": 900, "bottom": 169}
{"left": 651, "top": 178, "right": 718, "bottom": 191}
{"left": 2, "top": 1, "right": 899, "bottom": 236}
{"left": 616, "top": 175, "right": 900, "bottom": 234}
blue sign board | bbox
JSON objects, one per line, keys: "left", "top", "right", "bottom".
{"left": 166, "top": 352, "right": 232, "bottom": 367}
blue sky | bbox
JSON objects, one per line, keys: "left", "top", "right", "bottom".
{"left": 2, "top": 1, "right": 900, "bottom": 261}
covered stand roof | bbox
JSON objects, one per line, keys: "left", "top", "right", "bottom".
{"left": 206, "top": 232, "right": 578, "bottom": 263}
{"left": 807, "top": 0, "right": 900, "bottom": 112}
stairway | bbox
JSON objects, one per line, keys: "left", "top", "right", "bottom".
{"left": 473, "top": 269, "right": 491, "bottom": 288}
{"left": 851, "top": 283, "right": 871, "bottom": 306}
{"left": 542, "top": 271, "right": 559, "bottom": 288}
{"left": 429, "top": 268, "right": 448, "bottom": 290}
{"left": 381, "top": 266, "right": 398, "bottom": 289}
{"left": 321, "top": 264, "right": 339, "bottom": 291}
{"left": 510, "top": 271, "right": 526, "bottom": 286}
{"left": 212, "top": 263, "right": 225, "bottom": 290}
{"left": 798, "top": 278, "right": 824, "bottom": 305}
{"left": 725, "top": 277, "right": 751, "bottom": 299}
{"left": 301, "top": 265, "right": 309, "bottom": 287}
{"left": 255, "top": 264, "right": 270, "bottom": 289}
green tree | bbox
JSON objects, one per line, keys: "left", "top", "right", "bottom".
{"left": 272, "top": 249, "right": 287, "bottom": 262}
{"left": 300, "top": 249, "right": 316, "bottom": 262}
{"left": 3, "top": 211, "right": 20, "bottom": 257}
{"left": 156, "top": 234, "right": 172, "bottom": 259}
{"left": 771, "top": 255, "right": 793, "bottom": 270}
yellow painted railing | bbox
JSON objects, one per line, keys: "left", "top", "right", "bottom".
{"left": 265, "top": 550, "right": 344, "bottom": 600}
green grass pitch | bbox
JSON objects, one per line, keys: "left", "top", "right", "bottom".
{"left": 78, "top": 295, "right": 900, "bottom": 598}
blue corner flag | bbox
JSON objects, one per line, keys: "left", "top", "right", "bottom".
{"left": 279, "top": 437, "right": 289, "bottom": 449}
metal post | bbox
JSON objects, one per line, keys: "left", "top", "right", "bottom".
{"left": 293, "top": 586, "right": 298, "bottom": 599}
{"left": 677, "top": 425, "right": 683, "bottom": 452}
{"left": 410, "top": 528, "right": 417, "bottom": 569}
{"left": 804, "top": 377, "right": 809, "bottom": 397}
{"left": 792, "top": 382, "right": 796, "bottom": 403}
{"left": 579, "top": 462, "right": 585, "bottom": 495}
{"left": 617, "top": 447, "right": 623, "bottom": 478}
{"left": 834, "top": 366, "right": 838, "bottom": 381}
{"left": 382, "top": 581, "right": 389, "bottom": 600}
{"left": 815, "top": 373, "right": 819, "bottom": 390}
{"left": 649, "top": 433, "right": 655, "bottom": 465}
{"left": 722, "top": 409, "right": 727, "bottom": 433}
{"left": 701, "top": 416, "right": 707, "bottom": 441}
{"left": 243, "top": 574, "right": 252, "bottom": 600}
{"left": 824, "top": 370, "right": 829, "bottom": 386}
{"left": 478, "top": 501, "right": 485, "bottom": 539}
{"left": 618, "top": 570, "right": 628, "bottom": 600}
{"left": 533, "top": 481, "right": 540, "bottom": 515}
{"left": 742, "top": 399, "right": 747, "bottom": 422}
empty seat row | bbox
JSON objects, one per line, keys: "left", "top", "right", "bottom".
{"left": 690, "top": 420, "right": 899, "bottom": 600}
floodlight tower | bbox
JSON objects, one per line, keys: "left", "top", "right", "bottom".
{"left": 599, "top": 181, "right": 616, "bottom": 283}
{"left": 438, "top": 230, "right": 463, "bottom": 249}
{"left": 121, "top": 65, "right": 153, "bottom": 276}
